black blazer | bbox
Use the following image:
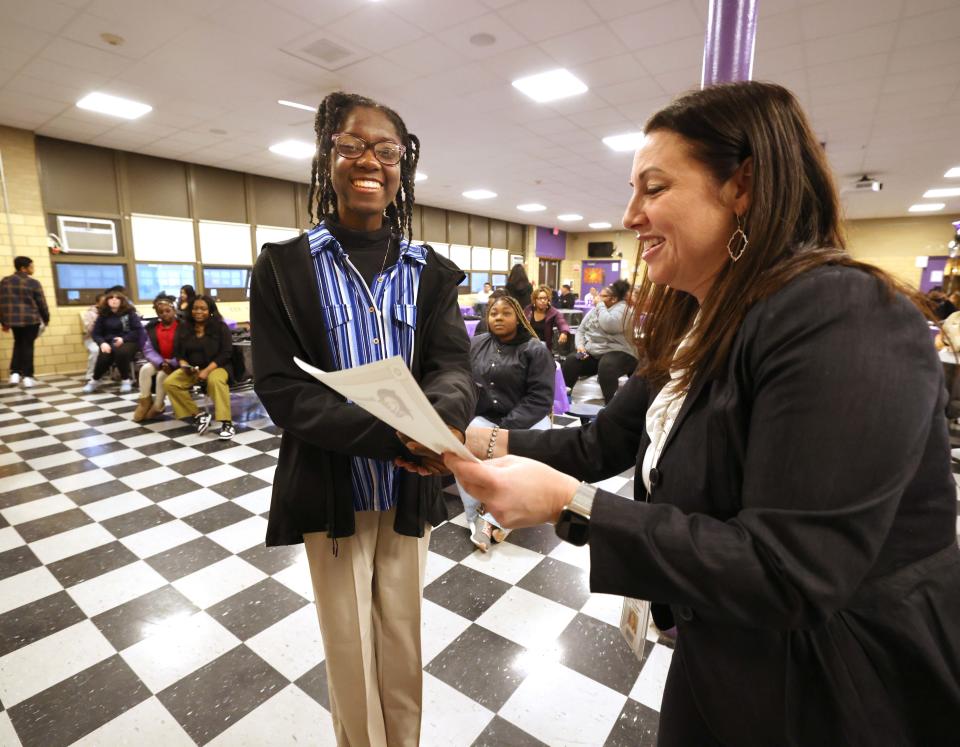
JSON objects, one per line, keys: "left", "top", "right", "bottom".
{"left": 510, "top": 265, "right": 960, "bottom": 745}
{"left": 251, "top": 234, "right": 475, "bottom": 544}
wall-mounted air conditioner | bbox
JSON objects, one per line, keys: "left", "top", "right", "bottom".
{"left": 56, "top": 216, "right": 118, "bottom": 255}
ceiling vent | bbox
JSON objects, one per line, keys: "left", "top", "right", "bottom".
{"left": 281, "top": 37, "right": 368, "bottom": 71}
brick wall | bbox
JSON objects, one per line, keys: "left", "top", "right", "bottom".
{"left": 0, "top": 126, "right": 90, "bottom": 376}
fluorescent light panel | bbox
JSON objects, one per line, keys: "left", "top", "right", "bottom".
{"left": 463, "top": 189, "right": 496, "bottom": 200}
{"left": 269, "top": 140, "right": 315, "bottom": 159}
{"left": 923, "top": 187, "right": 960, "bottom": 198}
{"left": 558, "top": 214, "right": 583, "bottom": 221}
{"left": 511, "top": 68, "right": 588, "bottom": 103}
{"left": 588, "top": 222, "right": 612, "bottom": 229}
{"left": 945, "top": 167, "right": 960, "bottom": 178}
{"left": 278, "top": 99, "right": 315, "bottom": 112}
{"left": 603, "top": 132, "right": 645, "bottom": 152}
{"left": 415, "top": 172, "right": 427, "bottom": 182}
{"left": 517, "top": 203, "right": 546, "bottom": 212}
{"left": 908, "top": 203, "right": 945, "bottom": 213}
{"left": 76, "top": 92, "right": 152, "bottom": 120}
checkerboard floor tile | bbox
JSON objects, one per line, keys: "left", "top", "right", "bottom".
{"left": 0, "top": 372, "right": 832, "bottom": 747}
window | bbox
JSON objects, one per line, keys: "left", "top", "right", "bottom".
{"left": 255, "top": 225, "right": 299, "bottom": 255}
{"left": 136, "top": 264, "right": 195, "bottom": 303}
{"left": 449, "top": 244, "right": 471, "bottom": 270}
{"left": 203, "top": 266, "right": 251, "bottom": 302}
{"left": 491, "top": 249, "right": 509, "bottom": 271}
{"left": 491, "top": 273, "right": 507, "bottom": 288}
{"left": 54, "top": 262, "right": 127, "bottom": 306}
{"left": 199, "top": 220, "right": 252, "bottom": 265}
{"left": 429, "top": 242, "right": 449, "bottom": 258}
{"left": 131, "top": 214, "right": 196, "bottom": 262}
{"left": 471, "top": 247, "right": 491, "bottom": 270}
{"left": 470, "top": 272, "right": 490, "bottom": 292}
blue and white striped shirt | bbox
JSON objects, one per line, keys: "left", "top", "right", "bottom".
{"left": 309, "top": 221, "right": 427, "bottom": 511}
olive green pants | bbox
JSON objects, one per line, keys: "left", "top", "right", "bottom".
{"left": 165, "top": 367, "right": 231, "bottom": 422}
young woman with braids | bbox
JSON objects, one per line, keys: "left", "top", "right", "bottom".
{"left": 458, "top": 293, "right": 554, "bottom": 551}
{"left": 250, "top": 92, "right": 474, "bottom": 747}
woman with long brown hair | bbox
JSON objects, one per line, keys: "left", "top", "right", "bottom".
{"left": 83, "top": 290, "right": 142, "bottom": 394}
{"left": 440, "top": 82, "right": 959, "bottom": 745}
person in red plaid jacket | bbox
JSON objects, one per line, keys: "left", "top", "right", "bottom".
{"left": 0, "top": 256, "right": 50, "bottom": 388}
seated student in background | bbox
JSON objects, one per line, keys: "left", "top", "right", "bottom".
{"left": 81, "top": 292, "right": 105, "bottom": 381}
{"left": 134, "top": 293, "right": 179, "bottom": 422}
{"left": 164, "top": 294, "right": 234, "bottom": 439}
{"left": 177, "top": 284, "right": 196, "bottom": 323}
{"left": 460, "top": 294, "right": 554, "bottom": 551}
{"left": 525, "top": 285, "right": 570, "bottom": 352}
{"left": 84, "top": 290, "right": 143, "bottom": 394}
{"left": 583, "top": 286, "right": 599, "bottom": 306}
{"left": 475, "top": 281, "right": 493, "bottom": 303}
{"left": 560, "top": 279, "right": 638, "bottom": 404}
{"left": 557, "top": 284, "right": 578, "bottom": 309}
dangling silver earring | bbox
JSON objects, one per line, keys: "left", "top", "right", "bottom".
{"left": 727, "top": 214, "right": 748, "bottom": 262}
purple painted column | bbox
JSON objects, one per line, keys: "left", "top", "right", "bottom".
{"left": 701, "top": 0, "right": 758, "bottom": 87}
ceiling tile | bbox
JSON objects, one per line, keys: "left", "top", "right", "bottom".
{"left": 576, "top": 53, "right": 650, "bottom": 89}
{"left": 886, "top": 43, "right": 960, "bottom": 75}
{"left": 594, "top": 76, "right": 665, "bottom": 107}
{"left": 881, "top": 66, "right": 959, "bottom": 94}
{"left": 438, "top": 12, "right": 530, "bottom": 60}
{"left": 214, "top": 0, "right": 319, "bottom": 45}
{"left": 585, "top": 0, "right": 672, "bottom": 21}
{"left": 753, "top": 43, "right": 806, "bottom": 76}
{"left": 387, "top": 0, "right": 489, "bottom": 33}
{"left": 37, "top": 38, "right": 132, "bottom": 77}
{"left": 326, "top": 4, "right": 427, "bottom": 53}
{"left": 59, "top": 9, "right": 188, "bottom": 60}
{"left": 801, "top": 0, "right": 903, "bottom": 39}
{"left": 382, "top": 35, "right": 471, "bottom": 77}
{"left": 802, "top": 22, "right": 896, "bottom": 65}
{"left": 537, "top": 24, "right": 628, "bottom": 67}
{"left": 498, "top": 0, "right": 601, "bottom": 43}
{"left": 652, "top": 67, "right": 701, "bottom": 97}
{"left": 610, "top": 2, "right": 704, "bottom": 49}
{"left": 754, "top": 10, "right": 804, "bottom": 50}
{"left": 807, "top": 53, "right": 889, "bottom": 86}
{"left": 895, "top": 4, "right": 960, "bottom": 46}
{"left": 633, "top": 34, "right": 704, "bottom": 76}
{"left": 479, "top": 44, "right": 557, "bottom": 83}
{"left": 1, "top": 0, "right": 80, "bottom": 34}
{"left": 0, "top": 20, "right": 54, "bottom": 57}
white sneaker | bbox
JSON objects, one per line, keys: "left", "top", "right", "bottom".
{"left": 82, "top": 379, "right": 99, "bottom": 394}
{"left": 8, "top": 373, "right": 20, "bottom": 386}
{"left": 119, "top": 380, "right": 132, "bottom": 394}
{"left": 21, "top": 376, "right": 36, "bottom": 389}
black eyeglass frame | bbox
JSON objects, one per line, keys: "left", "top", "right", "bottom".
{"left": 331, "top": 132, "right": 406, "bottom": 166}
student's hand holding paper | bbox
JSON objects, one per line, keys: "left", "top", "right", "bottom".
{"left": 395, "top": 426, "right": 464, "bottom": 475}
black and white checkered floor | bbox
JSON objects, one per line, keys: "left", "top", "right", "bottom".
{"left": 0, "top": 374, "right": 673, "bottom": 747}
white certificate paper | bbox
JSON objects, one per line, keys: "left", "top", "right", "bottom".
{"left": 293, "top": 356, "right": 478, "bottom": 462}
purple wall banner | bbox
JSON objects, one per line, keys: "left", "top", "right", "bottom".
{"left": 701, "top": 0, "right": 758, "bottom": 87}
{"left": 535, "top": 226, "right": 566, "bottom": 259}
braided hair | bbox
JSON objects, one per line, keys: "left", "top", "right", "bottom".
{"left": 487, "top": 294, "right": 538, "bottom": 339}
{"left": 308, "top": 91, "right": 420, "bottom": 241}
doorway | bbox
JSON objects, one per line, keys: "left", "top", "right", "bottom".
{"left": 538, "top": 259, "right": 560, "bottom": 291}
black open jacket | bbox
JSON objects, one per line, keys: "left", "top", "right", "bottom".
{"left": 510, "top": 265, "right": 960, "bottom": 745}
{"left": 251, "top": 233, "right": 475, "bottom": 544}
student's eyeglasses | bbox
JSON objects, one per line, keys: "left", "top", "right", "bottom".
{"left": 331, "top": 133, "right": 405, "bottom": 166}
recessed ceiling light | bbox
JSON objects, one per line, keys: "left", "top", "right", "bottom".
{"left": 511, "top": 68, "right": 588, "bottom": 103}
{"left": 463, "top": 189, "right": 497, "bottom": 200}
{"left": 602, "top": 132, "right": 646, "bottom": 152}
{"left": 269, "top": 140, "right": 315, "bottom": 159}
{"left": 558, "top": 214, "right": 583, "bottom": 221}
{"left": 278, "top": 99, "right": 315, "bottom": 112}
{"left": 517, "top": 203, "right": 546, "bottom": 212}
{"left": 588, "top": 222, "right": 612, "bottom": 229}
{"left": 908, "top": 203, "right": 946, "bottom": 213}
{"left": 945, "top": 166, "right": 960, "bottom": 178}
{"left": 923, "top": 187, "right": 960, "bottom": 198}
{"left": 415, "top": 172, "right": 427, "bottom": 182}
{"left": 76, "top": 92, "right": 151, "bottom": 120}
{"left": 99, "top": 32, "right": 125, "bottom": 47}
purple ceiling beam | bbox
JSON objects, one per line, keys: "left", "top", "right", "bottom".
{"left": 701, "top": 0, "right": 759, "bottom": 87}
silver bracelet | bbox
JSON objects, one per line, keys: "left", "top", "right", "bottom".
{"left": 486, "top": 426, "right": 500, "bottom": 460}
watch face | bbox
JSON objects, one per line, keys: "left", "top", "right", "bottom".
{"left": 555, "top": 509, "right": 589, "bottom": 546}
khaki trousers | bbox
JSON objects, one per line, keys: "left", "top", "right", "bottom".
{"left": 137, "top": 362, "right": 170, "bottom": 410}
{"left": 165, "top": 367, "right": 231, "bottom": 422}
{"left": 304, "top": 508, "right": 431, "bottom": 747}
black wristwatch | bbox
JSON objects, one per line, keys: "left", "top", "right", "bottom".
{"left": 555, "top": 482, "right": 596, "bottom": 546}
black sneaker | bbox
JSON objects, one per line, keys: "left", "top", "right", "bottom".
{"left": 194, "top": 411, "right": 212, "bottom": 434}
{"left": 218, "top": 421, "right": 236, "bottom": 440}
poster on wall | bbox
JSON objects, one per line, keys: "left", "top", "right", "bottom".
{"left": 583, "top": 267, "right": 605, "bottom": 285}
{"left": 510, "top": 254, "right": 524, "bottom": 268}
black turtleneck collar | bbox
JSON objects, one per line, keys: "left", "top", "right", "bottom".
{"left": 325, "top": 216, "right": 393, "bottom": 250}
